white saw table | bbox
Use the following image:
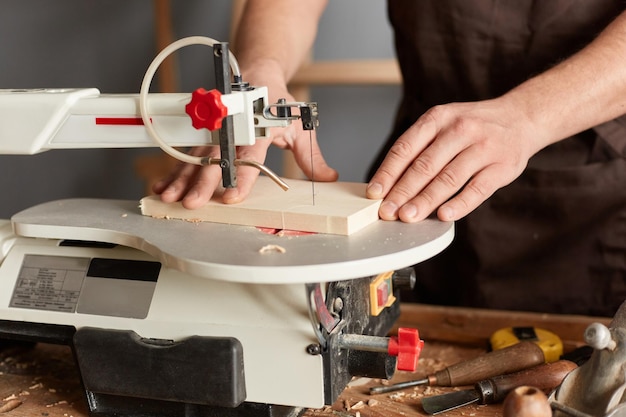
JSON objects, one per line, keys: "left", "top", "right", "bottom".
{"left": 10, "top": 198, "right": 454, "bottom": 284}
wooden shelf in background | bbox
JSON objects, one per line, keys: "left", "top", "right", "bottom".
{"left": 290, "top": 59, "right": 401, "bottom": 86}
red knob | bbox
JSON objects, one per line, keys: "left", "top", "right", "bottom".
{"left": 387, "top": 327, "right": 424, "bottom": 372}
{"left": 185, "top": 88, "right": 227, "bottom": 131}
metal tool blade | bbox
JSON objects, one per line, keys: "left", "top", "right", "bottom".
{"left": 421, "top": 389, "right": 480, "bottom": 415}
{"left": 369, "top": 377, "right": 429, "bottom": 394}
{"left": 309, "top": 129, "right": 315, "bottom": 205}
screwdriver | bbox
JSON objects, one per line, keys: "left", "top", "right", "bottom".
{"left": 369, "top": 341, "right": 545, "bottom": 395}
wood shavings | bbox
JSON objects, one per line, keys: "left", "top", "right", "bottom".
{"left": 389, "top": 391, "right": 406, "bottom": 401}
{"left": 1, "top": 395, "right": 17, "bottom": 402}
{"left": 0, "top": 399, "right": 22, "bottom": 413}
{"left": 368, "top": 399, "right": 379, "bottom": 407}
{"left": 350, "top": 401, "right": 365, "bottom": 410}
{"left": 151, "top": 215, "right": 171, "bottom": 220}
{"left": 346, "top": 377, "right": 371, "bottom": 387}
{"left": 46, "top": 399, "right": 68, "bottom": 407}
{"left": 259, "top": 244, "right": 287, "bottom": 254}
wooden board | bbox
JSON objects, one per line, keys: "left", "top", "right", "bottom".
{"left": 395, "top": 303, "right": 610, "bottom": 352}
{"left": 140, "top": 177, "right": 382, "bottom": 235}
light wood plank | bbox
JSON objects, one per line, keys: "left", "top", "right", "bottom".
{"left": 395, "top": 303, "right": 611, "bottom": 352}
{"left": 140, "top": 176, "right": 382, "bottom": 235}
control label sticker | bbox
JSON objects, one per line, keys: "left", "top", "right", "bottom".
{"left": 10, "top": 255, "right": 88, "bottom": 312}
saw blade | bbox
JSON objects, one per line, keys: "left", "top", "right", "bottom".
{"left": 309, "top": 129, "right": 315, "bottom": 205}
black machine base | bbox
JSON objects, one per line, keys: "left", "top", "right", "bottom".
{"left": 0, "top": 320, "right": 304, "bottom": 417}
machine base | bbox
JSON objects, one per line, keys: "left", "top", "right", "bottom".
{"left": 83, "top": 395, "right": 304, "bottom": 417}
{"left": 0, "top": 320, "right": 303, "bottom": 417}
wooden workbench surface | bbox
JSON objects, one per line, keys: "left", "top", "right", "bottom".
{"left": 0, "top": 304, "right": 610, "bottom": 417}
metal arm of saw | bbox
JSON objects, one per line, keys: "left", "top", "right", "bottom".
{"left": 0, "top": 36, "right": 319, "bottom": 191}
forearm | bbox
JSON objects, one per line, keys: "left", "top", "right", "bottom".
{"left": 502, "top": 11, "right": 626, "bottom": 154}
{"left": 233, "top": 0, "right": 328, "bottom": 84}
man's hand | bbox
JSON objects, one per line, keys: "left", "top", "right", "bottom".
{"left": 366, "top": 98, "right": 541, "bottom": 223}
{"left": 153, "top": 87, "right": 337, "bottom": 209}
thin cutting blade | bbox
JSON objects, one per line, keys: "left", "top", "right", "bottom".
{"left": 309, "top": 129, "right": 315, "bottom": 205}
{"left": 421, "top": 389, "right": 480, "bottom": 415}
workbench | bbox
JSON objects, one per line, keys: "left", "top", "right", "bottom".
{"left": 0, "top": 304, "right": 609, "bottom": 417}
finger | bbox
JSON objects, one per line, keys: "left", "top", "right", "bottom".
{"left": 376, "top": 129, "right": 472, "bottom": 220}
{"left": 291, "top": 130, "right": 338, "bottom": 182}
{"left": 174, "top": 147, "right": 222, "bottom": 209}
{"left": 437, "top": 162, "right": 523, "bottom": 221}
{"left": 222, "top": 141, "right": 272, "bottom": 204}
{"left": 151, "top": 161, "right": 185, "bottom": 194}
{"left": 156, "top": 161, "right": 205, "bottom": 203}
{"left": 391, "top": 142, "right": 488, "bottom": 222}
{"left": 179, "top": 163, "right": 223, "bottom": 209}
{"left": 367, "top": 111, "right": 440, "bottom": 200}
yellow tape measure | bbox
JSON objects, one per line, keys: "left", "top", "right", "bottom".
{"left": 490, "top": 326, "right": 563, "bottom": 363}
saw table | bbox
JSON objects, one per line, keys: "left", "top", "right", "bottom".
{"left": 0, "top": 304, "right": 608, "bottom": 417}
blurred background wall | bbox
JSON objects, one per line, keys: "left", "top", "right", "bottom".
{"left": 0, "top": 0, "right": 399, "bottom": 218}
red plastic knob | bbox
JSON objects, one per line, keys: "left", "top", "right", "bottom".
{"left": 387, "top": 327, "right": 424, "bottom": 372}
{"left": 185, "top": 88, "right": 227, "bottom": 131}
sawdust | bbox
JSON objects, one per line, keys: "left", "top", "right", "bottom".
{"left": 350, "top": 401, "right": 365, "bottom": 410}
{"left": 0, "top": 399, "right": 22, "bottom": 413}
{"left": 46, "top": 399, "right": 68, "bottom": 408}
{"left": 151, "top": 215, "right": 171, "bottom": 220}
{"left": 259, "top": 244, "right": 287, "bottom": 254}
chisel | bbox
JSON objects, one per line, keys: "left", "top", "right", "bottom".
{"left": 421, "top": 360, "right": 577, "bottom": 415}
{"left": 370, "top": 341, "right": 545, "bottom": 394}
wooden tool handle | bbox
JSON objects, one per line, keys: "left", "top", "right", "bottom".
{"left": 477, "top": 360, "right": 577, "bottom": 404}
{"left": 503, "top": 386, "right": 552, "bottom": 417}
{"left": 433, "top": 341, "right": 545, "bottom": 386}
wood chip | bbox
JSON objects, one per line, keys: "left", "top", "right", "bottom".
{"left": 368, "top": 399, "right": 379, "bottom": 407}
{"left": 0, "top": 399, "right": 22, "bottom": 413}
{"left": 351, "top": 401, "right": 365, "bottom": 410}
{"left": 259, "top": 244, "right": 286, "bottom": 254}
{"left": 46, "top": 400, "right": 68, "bottom": 408}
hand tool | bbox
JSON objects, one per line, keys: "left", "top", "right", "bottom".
{"left": 369, "top": 340, "right": 545, "bottom": 394}
{"left": 421, "top": 359, "right": 577, "bottom": 415}
{"left": 550, "top": 315, "right": 626, "bottom": 417}
{"left": 491, "top": 326, "right": 563, "bottom": 363}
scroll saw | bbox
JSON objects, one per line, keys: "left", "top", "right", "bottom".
{"left": 0, "top": 37, "right": 454, "bottom": 417}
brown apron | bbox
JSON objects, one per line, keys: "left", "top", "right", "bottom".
{"left": 378, "top": 0, "right": 626, "bottom": 316}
